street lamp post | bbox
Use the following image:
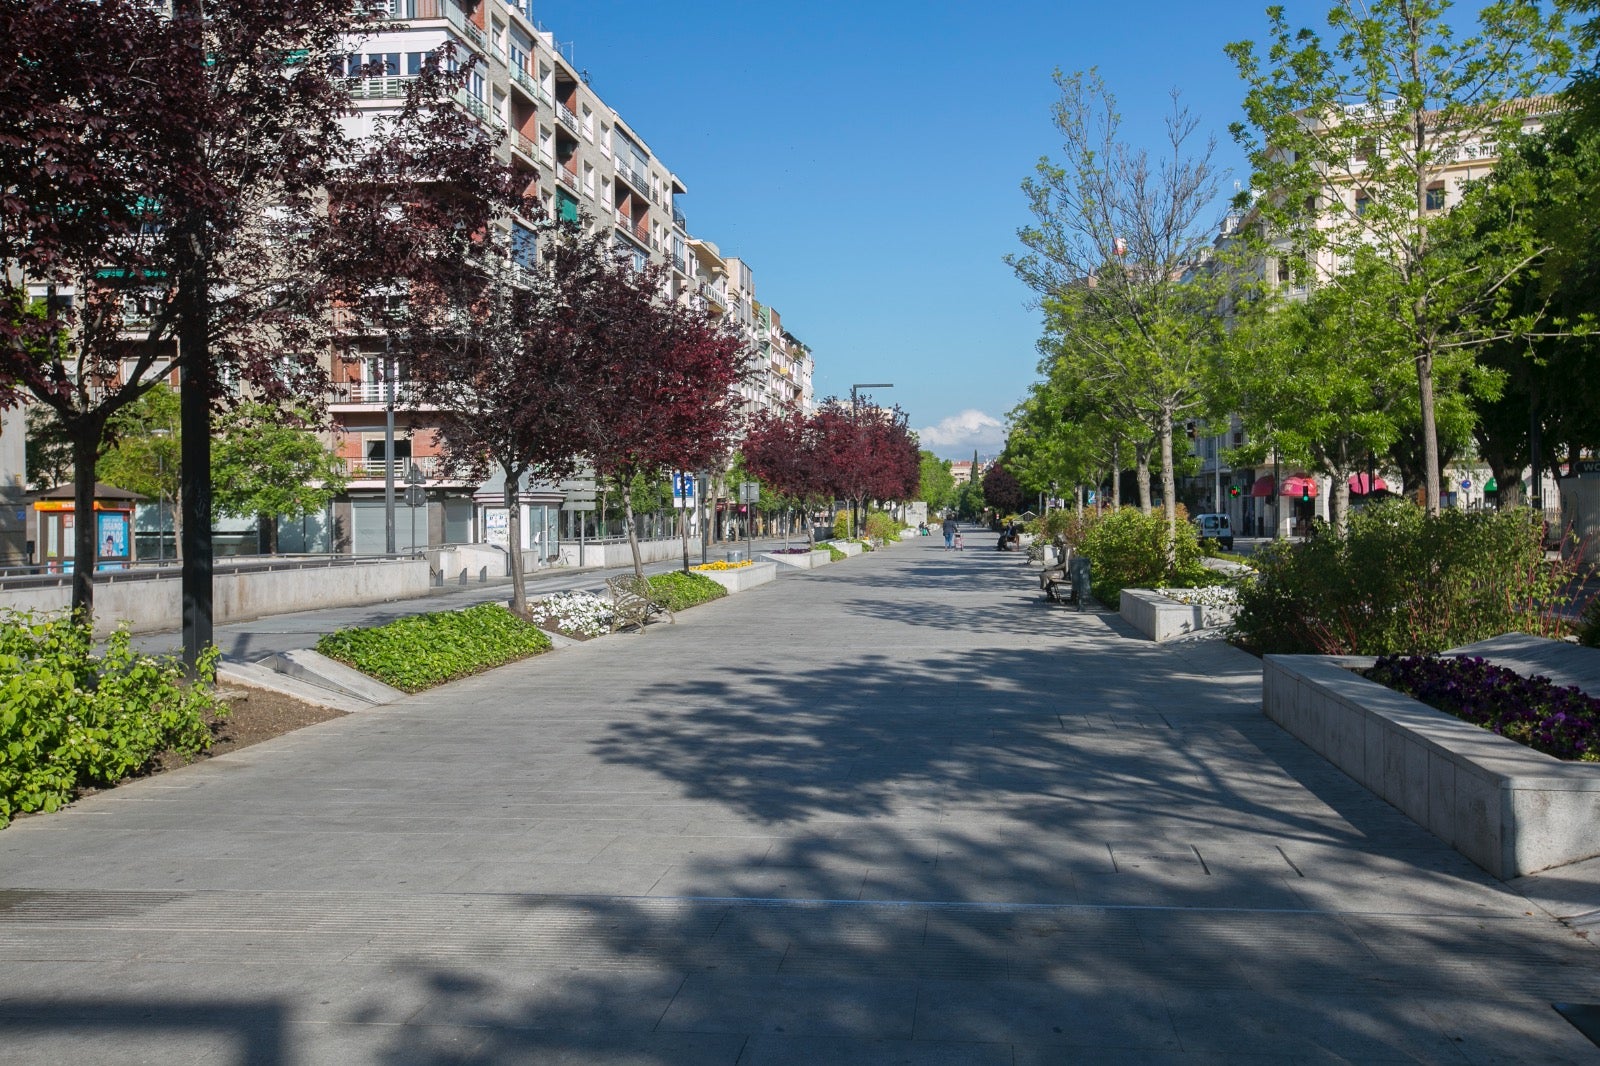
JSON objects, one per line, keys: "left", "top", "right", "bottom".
{"left": 384, "top": 335, "right": 396, "bottom": 555}
{"left": 150, "top": 429, "right": 171, "bottom": 563}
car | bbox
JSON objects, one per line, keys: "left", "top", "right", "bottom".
{"left": 1192, "top": 513, "right": 1233, "bottom": 551}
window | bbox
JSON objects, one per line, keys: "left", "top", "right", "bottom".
{"left": 556, "top": 188, "right": 579, "bottom": 225}
{"left": 581, "top": 104, "right": 593, "bottom": 140}
{"left": 582, "top": 162, "right": 594, "bottom": 197}
{"left": 406, "top": 52, "right": 427, "bottom": 75}
{"left": 599, "top": 124, "right": 611, "bottom": 157}
{"left": 512, "top": 222, "right": 538, "bottom": 269}
{"left": 1425, "top": 182, "right": 1446, "bottom": 211}
{"left": 1355, "top": 191, "right": 1371, "bottom": 216}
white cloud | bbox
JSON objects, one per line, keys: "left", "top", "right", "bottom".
{"left": 916, "top": 409, "right": 1006, "bottom": 457}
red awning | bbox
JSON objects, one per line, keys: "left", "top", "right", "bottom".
{"left": 1249, "top": 475, "right": 1276, "bottom": 498}
{"left": 1282, "top": 475, "right": 1318, "bottom": 498}
{"left": 1349, "top": 473, "right": 1389, "bottom": 495}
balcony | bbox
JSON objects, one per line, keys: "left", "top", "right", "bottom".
{"left": 345, "top": 455, "right": 444, "bottom": 480}
{"left": 698, "top": 283, "right": 725, "bottom": 309}
{"left": 332, "top": 380, "right": 421, "bottom": 406}
{"left": 509, "top": 67, "right": 550, "bottom": 108}
{"left": 379, "top": 0, "right": 486, "bottom": 54}
{"left": 345, "top": 76, "right": 414, "bottom": 100}
{"left": 557, "top": 104, "right": 578, "bottom": 133}
{"left": 454, "top": 92, "right": 506, "bottom": 139}
{"left": 672, "top": 205, "right": 686, "bottom": 229}
{"left": 511, "top": 131, "right": 538, "bottom": 165}
{"left": 614, "top": 160, "right": 648, "bottom": 193}
{"left": 555, "top": 165, "right": 579, "bottom": 191}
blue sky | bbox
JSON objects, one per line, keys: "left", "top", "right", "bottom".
{"left": 531, "top": 1, "right": 1494, "bottom": 459}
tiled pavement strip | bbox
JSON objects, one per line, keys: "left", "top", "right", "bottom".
{"left": 2, "top": 529, "right": 1599, "bottom": 1064}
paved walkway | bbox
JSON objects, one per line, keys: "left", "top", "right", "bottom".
{"left": 3, "top": 529, "right": 1599, "bottom": 1063}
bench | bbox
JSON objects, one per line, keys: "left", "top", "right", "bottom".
{"left": 606, "top": 576, "right": 674, "bottom": 632}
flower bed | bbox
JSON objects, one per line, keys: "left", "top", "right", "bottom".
{"left": 767, "top": 547, "right": 814, "bottom": 555}
{"left": 1365, "top": 655, "right": 1599, "bottom": 762}
{"left": 527, "top": 591, "right": 615, "bottom": 640}
{"left": 1119, "top": 587, "right": 1238, "bottom": 641}
{"left": 691, "top": 560, "right": 753, "bottom": 571}
{"left": 1262, "top": 651, "right": 1600, "bottom": 878}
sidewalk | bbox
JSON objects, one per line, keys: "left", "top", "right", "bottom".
{"left": 2, "top": 528, "right": 1598, "bottom": 1063}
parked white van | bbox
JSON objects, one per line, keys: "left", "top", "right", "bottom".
{"left": 1192, "top": 513, "right": 1233, "bottom": 551}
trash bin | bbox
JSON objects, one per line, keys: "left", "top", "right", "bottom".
{"left": 726, "top": 550, "right": 746, "bottom": 564}
{"left": 1068, "top": 556, "right": 1092, "bottom": 612}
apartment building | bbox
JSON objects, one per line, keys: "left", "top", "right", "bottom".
{"left": 331, "top": 0, "right": 755, "bottom": 555}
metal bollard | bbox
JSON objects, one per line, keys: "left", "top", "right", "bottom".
{"left": 478, "top": 566, "right": 488, "bottom": 583}
{"left": 458, "top": 568, "right": 468, "bottom": 586}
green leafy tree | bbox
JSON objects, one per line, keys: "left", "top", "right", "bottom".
{"left": 917, "top": 450, "right": 955, "bottom": 512}
{"left": 1227, "top": 0, "right": 1573, "bottom": 515}
{"left": 1010, "top": 69, "right": 1234, "bottom": 563}
{"left": 210, "top": 403, "right": 347, "bottom": 554}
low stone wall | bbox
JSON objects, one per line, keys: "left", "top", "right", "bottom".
{"left": 823, "top": 540, "right": 863, "bottom": 558}
{"left": 1119, "top": 588, "right": 1237, "bottom": 641}
{"left": 0, "top": 558, "right": 431, "bottom": 636}
{"left": 695, "top": 562, "right": 777, "bottom": 594}
{"left": 761, "top": 550, "right": 832, "bottom": 570}
{"left": 1263, "top": 654, "right": 1600, "bottom": 879}
{"left": 555, "top": 537, "right": 684, "bottom": 569}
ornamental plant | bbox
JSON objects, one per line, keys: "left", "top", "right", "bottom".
{"left": 529, "top": 591, "right": 615, "bottom": 639}
{"left": 316, "top": 603, "right": 551, "bottom": 693}
{"left": 1365, "top": 654, "right": 1600, "bottom": 762}
{"left": 1231, "top": 501, "right": 1573, "bottom": 656}
{"left": 863, "top": 510, "right": 900, "bottom": 543}
{"left": 645, "top": 571, "right": 727, "bottom": 611}
{"left": 0, "top": 610, "right": 223, "bottom": 828}
{"left": 691, "top": 560, "right": 753, "bottom": 571}
{"left": 1078, "top": 505, "right": 1210, "bottom": 609}
{"left": 820, "top": 543, "right": 848, "bottom": 563}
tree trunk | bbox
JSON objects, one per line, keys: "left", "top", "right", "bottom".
{"left": 679, "top": 497, "right": 691, "bottom": 572}
{"left": 1158, "top": 415, "right": 1177, "bottom": 571}
{"left": 1330, "top": 474, "right": 1352, "bottom": 539}
{"left": 257, "top": 513, "right": 279, "bottom": 555}
{"left": 1416, "top": 349, "right": 1441, "bottom": 516}
{"left": 1111, "top": 440, "right": 1122, "bottom": 508}
{"left": 622, "top": 480, "right": 644, "bottom": 580}
{"left": 504, "top": 474, "right": 526, "bottom": 616}
{"left": 70, "top": 426, "right": 99, "bottom": 622}
{"left": 1134, "top": 441, "right": 1152, "bottom": 513}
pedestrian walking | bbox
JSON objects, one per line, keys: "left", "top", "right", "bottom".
{"left": 941, "top": 515, "right": 957, "bottom": 550}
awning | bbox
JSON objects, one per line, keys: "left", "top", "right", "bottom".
{"left": 1282, "top": 475, "right": 1318, "bottom": 498}
{"left": 1251, "top": 474, "right": 1319, "bottom": 497}
{"left": 1349, "top": 473, "right": 1389, "bottom": 495}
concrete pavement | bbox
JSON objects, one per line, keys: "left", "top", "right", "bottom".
{"left": 3, "top": 527, "right": 1599, "bottom": 1063}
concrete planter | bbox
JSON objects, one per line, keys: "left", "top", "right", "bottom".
{"left": 694, "top": 561, "right": 778, "bottom": 594}
{"left": 1263, "top": 654, "right": 1600, "bottom": 879}
{"left": 1120, "top": 588, "right": 1239, "bottom": 642}
{"left": 761, "top": 550, "right": 832, "bottom": 570}
{"left": 823, "top": 540, "right": 863, "bottom": 558}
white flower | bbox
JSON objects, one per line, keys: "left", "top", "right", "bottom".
{"left": 533, "top": 591, "right": 616, "bottom": 637}
{"left": 1156, "top": 586, "right": 1239, "bottom": 608}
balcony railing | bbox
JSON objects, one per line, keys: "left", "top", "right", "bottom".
{"left": 379, "top": 0, "right": 485, "bottom": 53}
{"left": 614, "top": 160, "right": 648, "bottom": 193}
{"left": 699, "top": 283, "right": 725, "bottom": 308}
{"left": 509, "top": 66, "right": 550, "bottom": 106}
{"left": 672, "top": 253, "right": 686, "bottom": 273}
{"left": 455, "top": 92, "right": 506, "bottom": 139}
{"left": 672, "top": 205, "right": 686, "bottom": 228}
{"left": 345, "top": 75, "right": 414, "bottom": 100}
{"left": 555, "top": 165, "right": 578, "bottom": 191}
{"left": 557, "top": 104, "right": 578, "bottom": 133}
{"left": 345, "top": 455, "right": 444, "bottom": 480}
{"left": 334, "top": 380, "right": 421, "bottom": 405}
{"left": 512, "top": 132, "right": 538, "bottom": 164}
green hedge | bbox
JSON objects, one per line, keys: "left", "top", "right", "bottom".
{"left": 1079, "top": 506, "right": 1212, "bottom": 609}
{"left": 647, "top": 570, "right": 727, "bottom": 610}
{"left": 0, "top": 611, "right": 222, "bottom": 829}
{"left": 316, "top": 603, "right": 551, "bottom": 693}
{"left": 1231, "top": 502, "right": 1572, "bottom": 656}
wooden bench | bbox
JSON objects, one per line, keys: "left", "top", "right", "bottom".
{"left": 606, "top": 576, "right": 674, "bottom": 632}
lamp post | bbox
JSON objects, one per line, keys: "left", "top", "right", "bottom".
{"left": 150, "top": 429, "right": 171, "bottom": 562}
{"left": 384, "top": 335, "right": 396, "bottom": 555}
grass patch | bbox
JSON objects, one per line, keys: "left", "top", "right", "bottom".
{"left": 820, "top": 543, "right": 847, "bottom": 562}
{"left": 646, "top": 571, "right": 728, "bottom": 611}
{"left": 316, "top": 603, "right": 552, "bottom": 693}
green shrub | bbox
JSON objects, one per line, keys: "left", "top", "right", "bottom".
{"left": 820, "top": 542, "right": 847, "bottom": 562}
{"left": 832, "top": 510, "right": 851, "bottom": 540}
{"left": 863, "top": 510, "right": 899, "bottom": 543}
{"left": 646, "top": 570, "right": 728, "bottom": 610}
{"left": 1231, "top": 501, "right": 1573, "bottom": 656}
{"left": 317, "top": 603, "right": 551, "bottom": 693}
{"left": 1078, "top": 506, "right": 1208, "bottom": 609}
{"left": 0, "top": 611, "right": 222, "bottom": 829}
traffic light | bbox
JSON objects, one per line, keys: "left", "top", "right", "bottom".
{"left": 1301, "top": 483, "right": 1312, "bottom": 503}
{"left": 1228, "top": 484, "right": 1240, "bottom": 498}
{"left": 1185, "top": 420, "right": 1197, "bottom": 440}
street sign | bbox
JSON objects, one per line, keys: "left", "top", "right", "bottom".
{"left": 405, "top": 464, "right": 426, "bottom": 487}
{"left": 404, "top": 485, "right": 426, "bottom": 508}
{"left": 740, "top": 481, "right": 760, "bottom": 504}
